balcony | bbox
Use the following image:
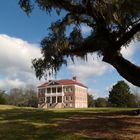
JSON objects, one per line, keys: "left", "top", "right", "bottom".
{"left": 45, "top": 92, "right": 64, "bottom": 96}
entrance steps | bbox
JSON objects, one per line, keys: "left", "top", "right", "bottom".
{"left": 39, "top": 103, "right": 65, "bottom": 109}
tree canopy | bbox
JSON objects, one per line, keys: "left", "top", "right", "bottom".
{"left": 95, "top": 97, "right": 108, "bottom": 107}
{"left": 0, "top": 90, "right": 7, "bottom": 104}
{"left": 19, "top": 0, "right": 140, "bottom": 87}
{"left": 88, "top": 94, "right": 94, "bottom": 107}
{"left": 108, "top": 80, "right": 137, "bottom": 107}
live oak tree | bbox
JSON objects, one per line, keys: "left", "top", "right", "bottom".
{"left": 19, "top": 0, "right": 140, "bottom": 87}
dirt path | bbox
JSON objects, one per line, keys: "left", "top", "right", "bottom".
{"left": 57, "top": 112, "right": 140, "bottom": 140}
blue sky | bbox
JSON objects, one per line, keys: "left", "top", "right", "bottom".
{"left": 0, "top": 0, "right": 140, "bottom": 98}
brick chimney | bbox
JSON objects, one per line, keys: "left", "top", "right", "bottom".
{"left": 72, "top": 76, "right": 77, "bottom": 81}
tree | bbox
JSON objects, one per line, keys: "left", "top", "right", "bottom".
{"left": 95, "top": 97, "right": 108, "bottom": 107}
{"left": 108, "top": 81, "right": 137, "bottom": 107}
{"left": 88, "top": 94, "right": 94, "bottom": 107}
{"left": 7, "top": 88, "right": 24, "bottom": 106}
{"left": 0, "top": 90, "right": 7, "bottom": 104}
{"left": 131, "top": 86, "right": 140, "bottom": 107}
{"left": 19, "top": 0, "right": 140, "bottom": 87}
{"left": 6, "top": 86, "right": 38, "bottom": 107}
{"left": 23, "top": 85, "right": 38, "bottom": 107}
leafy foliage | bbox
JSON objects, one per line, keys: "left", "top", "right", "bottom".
{"left": 95, "top": 97, "right": 108, "bottom": 107}
{"left": 0, "top": 90, "right": 7, "bottom": 104}
{"left": 19, "top": 0, "right": 140, "bottom": 86}
{"left": 108, "top": 81, "right": 137, "bottom": 107}
{"left": 88, "top": 94, "right": 94, "bottom": 107}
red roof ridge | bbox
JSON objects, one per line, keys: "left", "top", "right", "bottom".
{"left": 38, "top": 78, "right": 87, "bottom": 88}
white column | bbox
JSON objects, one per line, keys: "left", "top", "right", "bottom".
{"left": 62, "top": 85, "right": 64, "bottom": 103}
{"left": 56, "top": 96, "right": 58, "bottom": 103}
{"left": 50, "top": 87, "right": 52, "bottom": 104}
{"left": 62, "top": 86, "right": 63, "bottom": 94}
{"left": 56, "top": 87, "right": 58, "bottom": 93}
{"left": 50, "top": 96, "right": 52, "bottom": 104}
{"left": 62, "top": 96, "right": 63, "bottom": 103}
{"left": 45, "top": 96, "right": 47, "bottom": 103}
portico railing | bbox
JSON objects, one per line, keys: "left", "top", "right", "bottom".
{"left": 45, "top": 92, "right": 64, "bottom": 96}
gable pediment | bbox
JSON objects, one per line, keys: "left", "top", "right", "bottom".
{"left": 47, "top": 81, "right": 60, "bottom": 86}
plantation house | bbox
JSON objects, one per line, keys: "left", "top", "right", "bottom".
{"left": 38, "top": 77, "right": 88, "bottom": 108}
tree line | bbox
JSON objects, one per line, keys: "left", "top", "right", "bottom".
{"left": 88, "top": 80, "right": 140, "bottom": 108}
{"left": 0, "top": 80, "right": 140, "bottom": 108}
{"left": 0, "top": 85, "right": 38, "bottom": 107}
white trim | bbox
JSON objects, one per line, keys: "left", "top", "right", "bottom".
{"left": 56, "top": 96, "right": 58, "bottom": 103}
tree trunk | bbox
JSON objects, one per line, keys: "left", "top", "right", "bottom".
{"left": 103, "top": 52, "right": 140, "bottom": 87}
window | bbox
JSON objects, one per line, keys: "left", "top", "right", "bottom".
{"left": 66, "top": 96, "right": 69, "bottom": 100}
{"left": 52, "top": 88, "right": 56, "bottom": 93}
{"left": 57, "top": 87, "right": 62, "bottom": 93}
{"left": 63, "top": 87, "right": 67, "bottom": 92}
{"left": 40, "top": 89, "right": 45, "bottom": 94}
{"left": 47, "top": 88, "right": 51, "bottom": 93}
{"left": 69, "top": 88, "right": 73, "bottom": 92}
{"left": 63, "top": 87, "right": 73, "bottom": 92}
{"left": 66, "top": 88, "right": 69, "bottom": 92}
{"left": 70, "top": 96, "right": 73, "bottom": 100}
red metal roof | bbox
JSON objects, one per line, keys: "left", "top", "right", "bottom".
{"left": 38, "top": 79, "right": 87, "bottom": 88}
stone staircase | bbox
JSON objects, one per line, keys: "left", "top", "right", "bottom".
{"left": 38, "top": 103, "right": 45, "bottom": 108}
{"left": 54, "top": 103, "right": 65, "bottom": 108}
{"left": 39, "top": 102, "right": 65, "bottom": 109}
{"left": 42, "top": 103, "right": 48, "bottom": 109}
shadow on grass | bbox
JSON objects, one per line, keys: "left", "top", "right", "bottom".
{"left": 0, "top": 107, "right": 139, "bottom": 140}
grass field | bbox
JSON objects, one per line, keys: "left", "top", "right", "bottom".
{"left": 0, "top": 105, "right": 140, "bottom": 140}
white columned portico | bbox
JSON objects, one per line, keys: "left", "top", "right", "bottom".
{"left": 45, "top": 85, "right": 64, "bottom": 104}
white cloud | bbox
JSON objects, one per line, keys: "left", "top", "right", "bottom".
{"left": 121, "top": 42, "right": 136, "bottom": 60}
{"left": 67, "top": 41, "right": 139, "bottom": 84}
{"left": 0, "top": 34, "right": 44, "bottom": 90}
{"left": 0, "top": 79, "right": 25, "bottom": 90}
{"left": 0, "top": 34, "right": 138, "bottom": 93}
{"left": 67, "top": 53, "right": 112, "bottom": 83}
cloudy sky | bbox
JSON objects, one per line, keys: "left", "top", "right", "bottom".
{"left": 0, "top": 1, "right": 140, "bottom": 97}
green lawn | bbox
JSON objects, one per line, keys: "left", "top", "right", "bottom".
{"left": 0, "top": 105, "right": 139, "bottom": 140}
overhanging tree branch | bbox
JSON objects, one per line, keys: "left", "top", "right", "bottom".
{"left": 35, "top": 0, "right": 87, "bottom": 15}
{"left": 103, "top": 52, "right": 140, "bottom": 87}
{"left": 116, "top": 23, "right": 140, "bottom": 50}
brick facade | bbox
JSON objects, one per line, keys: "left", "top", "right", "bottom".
{"left": 38, "top": 77, "right": 88, "bottom": 108}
